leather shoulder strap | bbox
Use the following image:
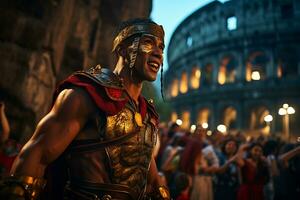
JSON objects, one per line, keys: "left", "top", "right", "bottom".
{"left": 67, "top": 130, "right": 139, "bottom": 153}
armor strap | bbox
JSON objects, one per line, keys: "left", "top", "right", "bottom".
{"left": 0, "top": 175, "right": 46, "bottom": 200}
{"left": 68, "top": 128, "right": 140, "bottom": 153}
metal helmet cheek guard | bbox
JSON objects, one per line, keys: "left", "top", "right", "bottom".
{"left": 112, "top": 22, "right": 165, "bottom": 52}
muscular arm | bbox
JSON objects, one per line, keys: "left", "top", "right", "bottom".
{"left": 0, "top": 103, "right": 10, "bottom": 143}
{"left": 10, "top": 88, "right": 95, "bottom": 178}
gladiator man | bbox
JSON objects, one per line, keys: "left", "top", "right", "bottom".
{"left": 0, "top": 18, "right": 170, "bottom": 200}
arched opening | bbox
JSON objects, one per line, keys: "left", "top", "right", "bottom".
{"left": 222, "top": 106, "right": 237, "bottom": 130}
{"left": 170, "top": 112, "right": 177, "bottom": 122}
{"left": 218, "top": 56, "right": 237, "bottom": 84}
{"left": 180, "top": 72, "right": 188, "bottom": 93}
{"left": 171, "top": 79, "right": 179, "bottom": 97}
{"left": 249, "top": 105, "right": 270, "bottom": 135}
{"left": 190, "top": 67, "right": 201, "bottom": 89}
{"left": 246, "top": 51, "right": 269, "bottom": 81}
{"left": 197, "top": 108, "right": 211, "bottom": 126}
{"left": 277, "top": 47, "right": 298, "bottom": 78}
{"left": 182, "top": 111, "right": 190, "bottom": 130}
{"left": 203, "top": 63, "right": 213, "bottom": 86}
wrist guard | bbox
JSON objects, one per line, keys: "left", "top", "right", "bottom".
{"left": 0, "top": 175, "right": 46, "bottom": 200}
{"left": 146, "top": 185, "right": 170, "bottom": 200}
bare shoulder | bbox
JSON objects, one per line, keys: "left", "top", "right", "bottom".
{"left": 51, "top": 87, "right": 97, "bottom": 119}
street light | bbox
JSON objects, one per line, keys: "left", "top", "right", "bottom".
{"left": 278, "top": 103, "right": 295, "bottom": 141}
{"left": 264, "top": 114, "right": 273, "bottom": 135}
{"left": 217, "top": 124, "right": 227, "bottom": 135}
{"left": 201, "top": 122, "right": 208, "bottom": 129}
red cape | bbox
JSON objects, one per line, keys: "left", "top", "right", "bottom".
{"left": 54, "top": 73, "right": 158, "bottom": 123}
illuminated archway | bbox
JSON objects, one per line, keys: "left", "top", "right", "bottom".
{"left": 246, "top": 51, "right": 269, "bottom": 81}
{"left": 222, "top": 106, "right": 237, "bottom": 129}
{"left": 249, "top": 105, "right": 270, "bottom": 135}
{"left": 190, "top": 67, "right": 201, "bottom": 89}
{"left": 182, "top": 111, "right": 190, "bottom": 130}
{"left": 180, "top": 72, "right": 188, "bottom": 93}
{"left": 218, "top": 56, "right": 237, "bottom": 84}
{"left": 197, "top": 108, "right": 211, "bottom": 125}
{"left": 170, "top": 112, "right": 178, "bottom": 122}
{"left": 171, "top": 79, "right": 179, "bottom": 97}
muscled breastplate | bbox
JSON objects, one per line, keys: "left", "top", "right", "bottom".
{"left": 62, "top": 66, "right": 158, "bottom": 199}
{"left": 105, "top": 102, "right": 157, "bottom": 194}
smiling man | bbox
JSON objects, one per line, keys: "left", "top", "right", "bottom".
{"left": 0, "top": 19, "right": 170, "bottom": 200}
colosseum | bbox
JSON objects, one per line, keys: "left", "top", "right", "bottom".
{"left": 165, "top": 0, "right": 300, "bottom": 140}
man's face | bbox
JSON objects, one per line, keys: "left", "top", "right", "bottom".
{"left": 133, "top": 34, "right": 164, "bottom": 82}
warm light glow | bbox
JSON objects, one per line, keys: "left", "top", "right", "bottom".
{"left": 264, "top": 114, "right": 273, "bottom": 122}
{"left": 190, "top": 124, "right": 196, "bottom": 133}
{"left": 171, "top": 79, "right": 179, "bottom": 97}
{"left": 197, "top": 108, "right": 210, "bottom": 125}
{"left": 218, "top": 66, "right": 226, "bottom": 85}
{"left": 279, "top": 104, "right": 295, "bottom": 115}
{"left": 207, "top": 130, "right": 212, "bottom": 136}
{"left": 217, "top": 124, "right": 227, "bottom": 133}
{"left": 195, "top": 69, "right": 201, "bottom": 78}
{"left": 182, "top": 111, "right": 190, "bottom": 130}
{"left": 190, "top": 68, "right": 201, "bottom": 89}
{"left": 176, "top": 119, "right": 182, "bottom": 126}
{"left": 251, "top": 71, "right": 261, "bottom": 80}
{"left": 170, "top": 112, "right": 177, "bottom": 122}
{"left": 287, "top": 107, "right": 295, "bottom": 114}
{"left": 278, "top": 108, "right": 287, "bottom": 115}
{"left": 201, "top": 122, "right": 208, "bottom": 129}
{"left": 180, "top": 72, "right": 188, "bottom": 93}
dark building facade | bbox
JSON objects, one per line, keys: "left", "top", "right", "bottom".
{"left": 165, "top": 0, "right": 300, "bottom": 140}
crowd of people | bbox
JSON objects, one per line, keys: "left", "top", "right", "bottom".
{"left": 155, "top": 122, "right": 300, "bottom": 200}
{"left": 1, "top": 100, "right": 300, "bottom": 200}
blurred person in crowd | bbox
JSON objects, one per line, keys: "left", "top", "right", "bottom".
{"left": 179, "top": 137, "right": 204, "bottom": 200}
{"left": 0, "top": 102, "right": 10, "bottom": 143}
{"left": 161, "top": 133, "right": 186, "bottom": 195}
{"left": 274, "top": 144, "right": 300, "bottom": 200}
{"left": 157, "top": 122, "right": 180, "bottom": 169}
{"left": 174, "top": 172, "right": 192, "bottom": 200}
{"left": 214, "top": 137, "right": 240, "bottom": 200}
{"left": 236, "top": 143, "right": 270, "bottom": 200}
{"left": 263, "top": 139, "right": 280, "bottom": 200}
{"left": 0, "top": 102, "right": 21, "bottom": 178}
{"left": 185, "top": 126, "right": 219, "bottom": 200}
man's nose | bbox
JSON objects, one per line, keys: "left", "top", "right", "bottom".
{"left": 152, "top": 46, "right": 163, "bottom": 61}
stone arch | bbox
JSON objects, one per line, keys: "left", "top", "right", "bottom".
{"left": 218, "top": 55, "right": 237, "bottom": 84}
{"left": 248, "top": 105, "right": 270, "bottom": 134}
{"left": 181, "top": 110, "right": 190, "bottom": 130}
{"left": 202, "top": 63, "right": 213, "bottom": 86}
{"left": 221, "top": 106, "right": 237, "bottom": 130}
{"left": 277, "top": 46, "right": 298, "bottom": 78}
{"left": 190, "top": 66, "right": 201, "bottom": 89}
{"left": 197, "top": 108, "right": 211, "bottom": 126}
{"left": 170, "top": 112, "right": 178, "bottom": 122}
{"left": 246, "top": 51, "right": 269, "bottom": 81}
{"left": 171, "top": 79, "right": 179, "bottom": 97}
{"left": 180, "top": 71, "right": 188, "bottom": 93}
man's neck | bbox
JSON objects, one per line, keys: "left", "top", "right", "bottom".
{"left": 123, "top": 80, "right": 142, "bottom": 104}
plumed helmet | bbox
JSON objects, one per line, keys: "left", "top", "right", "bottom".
{"left": 112, "top": 18, "right": 165, "bottom": 52}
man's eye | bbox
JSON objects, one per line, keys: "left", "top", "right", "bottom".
{"left": 144, "top": 39, "right": 152, "bottom": 44}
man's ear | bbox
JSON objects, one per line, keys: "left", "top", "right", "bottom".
{"left": 117, "top": 45, "right": 127, "bottom": 58}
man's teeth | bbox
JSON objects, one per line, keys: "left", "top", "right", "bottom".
{"left": 149, "top": 62, "right": 159, "bottom": 68}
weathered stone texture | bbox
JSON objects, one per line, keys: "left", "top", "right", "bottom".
{"left": 0, "top": 0, "right": 152, "bottom": 142}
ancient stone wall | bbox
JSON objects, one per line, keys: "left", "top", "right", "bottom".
{"left": 0, "top": 0, "right": 152, "bottom": 142}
